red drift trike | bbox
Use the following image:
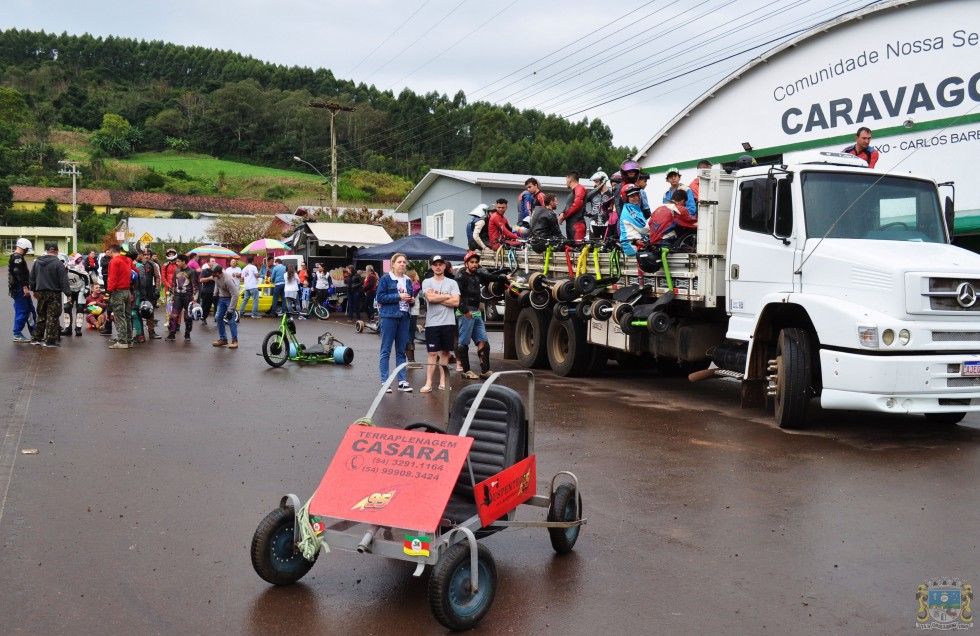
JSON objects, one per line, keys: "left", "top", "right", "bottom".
{"left": 250, "top": 365, "right": 585, "bottom": 631}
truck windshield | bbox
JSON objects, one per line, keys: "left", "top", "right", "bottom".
{"left": 802, "top": 172, "right": 945, "bottom": 243}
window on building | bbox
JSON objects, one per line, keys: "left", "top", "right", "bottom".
{"left": 426, "top": 210, "right": 454, "bottom": 240}
{"left": 1, "top": 238, "right": 17, "bottom": 253}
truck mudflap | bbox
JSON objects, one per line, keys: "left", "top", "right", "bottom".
{"left": 818, "top": 348, "right": 980, "bottom": 413}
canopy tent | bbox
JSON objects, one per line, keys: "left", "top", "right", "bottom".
{"left": 354, "top": 234, "right": 469, "bottom": 262}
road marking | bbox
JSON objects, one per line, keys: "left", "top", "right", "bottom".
{"left": 0, "top": 353, "right": 40, "bottom": 529}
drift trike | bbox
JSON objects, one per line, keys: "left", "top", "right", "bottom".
{"left": 250, "top": 366, "right": 585, "bottom": 631}
{"left": 260, "top": 311, "right": 353, "bottom": 368}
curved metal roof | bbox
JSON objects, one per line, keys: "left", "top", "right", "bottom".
{"left": 633, "top": 0, "right": 930, "bottom": 162}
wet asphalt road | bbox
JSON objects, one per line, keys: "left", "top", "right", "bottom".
{"left": 0, "top": 286, "right": 978, "bottom": 635}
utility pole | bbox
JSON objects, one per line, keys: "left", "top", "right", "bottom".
{"left": 58, "top": 160, "right": 81, "bottom": 253}
{"left": 310, "top": 101, "right": 355, "bottom": 210}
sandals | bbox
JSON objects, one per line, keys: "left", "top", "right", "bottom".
{"left": 420, "top": 385, "right": 433, "bottom": 393}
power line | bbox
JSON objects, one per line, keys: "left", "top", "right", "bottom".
{"left": 346, "top": 0, "right": 434, "bottom": 76}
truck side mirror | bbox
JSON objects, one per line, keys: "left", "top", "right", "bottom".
{"left": 945, "top": 196, "right": 955, "bottom": 240}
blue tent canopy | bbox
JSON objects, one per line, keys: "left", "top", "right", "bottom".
{"left": 354, "top": 234, "right": 469, "bottom": 262}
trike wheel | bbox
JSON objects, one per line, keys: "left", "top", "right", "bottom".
{"left": 548, "top": 483, "right": 583, "bottom": 555}
{"left": 354, "top": 320, "right": 365, "bottom": 333}
{"left": 313, "top": 304, "right": 330, "bottom": 321}
{"left": 428, "top": 542, "right": 496, "bottom": 631}
{"left": 261, "top": 331, "right": 289, "bottom": 368}
{"left": 251, "top": 506, "right": 317, "bottom": 585}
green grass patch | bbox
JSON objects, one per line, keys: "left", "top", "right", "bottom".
{"left": 117, "top": 151, "right": 324, "bottom": 182}
{"left": 0, "top": 253, "right": 9, "bottom": 267}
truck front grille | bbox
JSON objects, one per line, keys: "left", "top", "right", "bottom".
{"left": 925, "top": 277, "right": 980, "bottom": 312}
{"left": 932, "top": 331, "right": 980, "bottom": 342}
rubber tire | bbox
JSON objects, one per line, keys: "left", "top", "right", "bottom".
{"left": 591, "top": 298, "right": 612, "bottom": 322}
{"left": 354, "top": 320, "right": 365, "bottom": 333}
{"left": 529, "top": 290, "right": 550, "bottom": 311}
{"left": 925, "top": 412, "right": 966, "bottom": 425}
{"left": 552, "top": 302, "right": 572, "bottom": 322}
{"left": 547, "top": 484, "right": 583, "bottom": 555}
{"left": 546, "top": 315, "right": 589, "bottom": 377}
{"left": 528, "top": 272, "right": 546, "bottom": 292}
{"left": 428, "top": 542, "right": 497, "bottom": 632}
{"left": 553, "top": 279, "right": 577, "bottom": 303}
{"left": 515, "top": 307, "right": 550, "bottom": 369}
{"left": 585, "top": 343, "right": 607, "bottom": 376}
{"left": 774, "top": 328, "right": 813, "bottom": 430}
{"left": 250, "top": 506, "right": 317, "bottom": 585}
{"left": 261, "top": 331, "right": 289, "bottom": 368}
{"left": 577, "top": 300, "right": 593, "bottom": 322}
{"left": 575, "top": 273, "right": 598, "bottom": 296}
{"left": 313, "top": 304, "right": 330, "bottom": 321}
{"left": 517, "top": 290, "right": 531, "bottom": 308}
{"left": 612, "top": 303, "right": 633, "bottom": 325}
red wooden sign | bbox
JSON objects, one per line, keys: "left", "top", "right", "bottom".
{"left": 309, "top": 425, "right": 473, "bottom": 533}
{"left": 474, "top": 455, "right": 537, "bottom": 526}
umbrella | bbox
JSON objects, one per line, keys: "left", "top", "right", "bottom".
{"left": 189, "top": 245, "right": 240, "bottom": 258}
{"left": 241, "top": 238, "right": 289, "bottom": 254}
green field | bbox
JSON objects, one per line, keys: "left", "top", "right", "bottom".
{"left": 117, "top": 152, "right": 324, "bottom": 182}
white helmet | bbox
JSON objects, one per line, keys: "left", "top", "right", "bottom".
{"left": 15, "top": 238, "right": 33, "bottom": 252}
{"left": 468, "top": 204, "right": 488, "bottom": 217}
{"left": 590, "top": 169, "right": 609, "bottom": 186}
{"left": 188, "top": 302, "right": 203, "bottom": 321}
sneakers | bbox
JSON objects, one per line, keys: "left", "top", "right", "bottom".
{"left": 30, "top": 339, "right": 42, "bottom": 346}
{"left": 384, "top": 385, "right": 393, "bottom": 394}
{"left": 12, "top": 334, "right": 29, "bottom": 343}
{"left": 227, "top": 340, "right": 239, "bottom": 349}
{"left": 212, "top": 339, "right": 228, "bottom": 347}
{"left": 462, "top": 370, "right": 479, "bottom": 379}
{"left": 109, "top": 342, "right": 129, "bottom": 350}
{"left": 43, "top": 340, "right": 60, "bottom": 348}
{"left": 184, "top": 332, "right": 191, "bottom": 340}
{"left": 150, "top": 331, "right": 162, "bottom": 340}
{"left": 397, "top": 381, "right": 413, "bottom": 393}
{"left": 165, "top": 333, "right": 176, "bottom": 341}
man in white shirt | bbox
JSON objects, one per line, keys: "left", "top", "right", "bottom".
{"left": 238, "top": 256, "right": 261, "bottom": 318}
{"left": 419, "top": 255, "right": 460, "bottom": 393}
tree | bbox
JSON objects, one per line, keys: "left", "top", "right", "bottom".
{"left": 208, "top": 215, "right": 272, "bottom": 247}
{"left": 92, "top": 113, "right": 141, "bottom": 157}
{"left": 0, "top": 178, "right": 12, "bottom": 225}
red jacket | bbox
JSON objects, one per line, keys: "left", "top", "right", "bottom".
{"left": 107, "top": 255, "right": 134, "bottom": 292}
{"left": 560, "top": 184, "right": 587, "bottom": 224}
{"left": 161, "top": 261, "right": 177, "bottom": 290}
{"left": 488, "top": 211, "right": 519, "bottom": 249}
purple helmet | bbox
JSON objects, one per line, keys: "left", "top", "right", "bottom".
{"left": 620, "top": 159, "right": 640, "bottom": 173}
{"left": 610, "top": 171, "right": 622, "bottom": 182}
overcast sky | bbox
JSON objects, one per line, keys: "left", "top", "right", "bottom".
{"left": 3, "top": 0, "right": 878, "bottom": 148}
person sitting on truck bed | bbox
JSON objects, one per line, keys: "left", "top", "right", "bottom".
{"left": 488, "top": 198, "right": 520, "bottom": 249}
{"left": 647, "top": 189, "right": 695, "bottom": 246}
{"left": 663, "top": 167, "right": 697, "bottom": 218}
{"left": 619, "top": 185, "right": 648, "bottom": 257}
{"left": 529, "top": 193, "right": 564, "bottom": 252}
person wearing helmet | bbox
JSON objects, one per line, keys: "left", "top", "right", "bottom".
{"left": 166, "top": 253, "right": 199, "bottom": 341}
{"left": 618, "top": 159, "right": 641, "bottom": 201}
{"left": 585, "top": 170, "right": 614, "bottom": 238}
{"left": 618, "top": 185, "right": 648, "bottom": 257}
{"left": 663, "top": 167, "right": 697, "bottom": 219}
{"left": 558, "top": 171, "right": 588, "bottom": 242}
{"left": 137, "top": 251, "right": 161, "bottom": 340}
{"left": 9, "top": 237, "right": 35, "bottom": 343}
{"left": 161, "top": 248, "right": 178, "bottom": 299}
{"left": 466, "top": 204, "right": 490, "bottom": 251}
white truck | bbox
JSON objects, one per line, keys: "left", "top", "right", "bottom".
{"left": 498, "top": 152, "right": 979, "bottom": 428}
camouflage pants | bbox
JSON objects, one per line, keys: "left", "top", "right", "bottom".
{"left": 110, "top": 290, "right": 132, "bottom": 344}
{"left": 34, "top": 291, "right": 62, "bottom": 343}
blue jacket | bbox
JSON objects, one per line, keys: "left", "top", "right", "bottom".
{"left": 663, "top": 186, "right": 697, "bottom": 218}
{"left": 619, "top": 203, "right": 647, "bottom": 257}
{"left": 376, "top": 273, "right": 410, "bottom": 319}
{"left": 271, "top": 264, "right": 287, "bottom": 285}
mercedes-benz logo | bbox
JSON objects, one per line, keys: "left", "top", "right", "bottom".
{"left": 956, "top": 282, "right": 978, "bottom": 308}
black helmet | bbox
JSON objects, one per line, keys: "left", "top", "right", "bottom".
{"left": 139, "top": 300, "right": 154, "bottom": 319}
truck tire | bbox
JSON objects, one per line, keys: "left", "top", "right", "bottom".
{"left": 515, "top": 307, "right": 550, "bottom": 369}
{"left": 585, "top": 344, "right": 607, "bottom": 375}
{"left": 546, "top": 316, "right": 589, "bottom": 377}
{"left": 774, "top": 328, "right": 813, "bottom": 430}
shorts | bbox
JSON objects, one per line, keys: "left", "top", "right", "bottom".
{"left": 425, "top": 324, "right": 455, "bottom": 353}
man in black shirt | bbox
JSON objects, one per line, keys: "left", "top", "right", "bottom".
{"left": 8, "top": 238, "right": 34, "bottom": 343}
{"left": 529, "top": 193, "right": 563, "bottom": 252}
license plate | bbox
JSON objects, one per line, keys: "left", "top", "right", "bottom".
{"left": 962, "top": 361, "right": 980, "bottom": 376}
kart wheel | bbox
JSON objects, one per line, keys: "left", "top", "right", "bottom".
{"left": 548, "top": 484, "right": 583, "bottom": 555}
{"left": 591, "top": 298, "right": 613, "bottom": 321}
{"left": 552, "top": 302, "right": 572, "bottom": 322}
{"left": 647, "top": 311, "right": 671, "bottom": 334}
{"left": 428, "top": 542, "right": 497, "bottom": 632}
{"left": 528, "top": 272, "right": 546, "bottom": 292}
{"left": 261, "top": 331, "right": 290, "bottom": 368}
{"left": 250, "top": 506, "right": 317, "bottom": 585}
{"left": 354, "top": 320, "right": 365, "bottom": 333}
{"left": 332, "top": 345, "right": 354, "bottom": 365}
{"left": 515, "top": 307, "right": 550, "bottom": 369}
{"left": 313, "top": 304, "right": 330, "bottom": 321}
{"left": 925, "top": 412, "right": 966, "bottom": 425}
{"left": 577, "top": 300, "right": 594, "bottom": 321}
{"left": 575, "top": 273, "right": 598, "bottom": 296}
{"left": 553, "top": 280, "right": 577, "bottom": 303}
{"left": 528, "top": 290, "right": 550, "bottom": 311}
{"left": 611, "top": 302, "right": 633, "bottom": 325}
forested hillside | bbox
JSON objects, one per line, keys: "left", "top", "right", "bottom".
{"left": 0, "top": 29, "right": 632, "bottom": 189}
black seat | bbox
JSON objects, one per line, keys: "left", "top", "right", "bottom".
{"left": 441, "top": 383, "right": 527, "bottom": 527}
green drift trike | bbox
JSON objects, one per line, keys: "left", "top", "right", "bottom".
{"left": 259, "top": 311, "right": 354, "bottom": 368}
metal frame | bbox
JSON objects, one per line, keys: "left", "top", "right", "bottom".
{"left": 276, "top": 365, "right": 585, "bottom": 592}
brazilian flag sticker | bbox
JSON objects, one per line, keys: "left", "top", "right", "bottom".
{"left": 403, "top": 534, "right": 431, "bottom": 557}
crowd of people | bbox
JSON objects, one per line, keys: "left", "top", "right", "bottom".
{"left": 465, "top": 159, "right": 712, "bottom": 258}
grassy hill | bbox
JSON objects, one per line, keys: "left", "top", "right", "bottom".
{"left": 48, "top": 130, "right": 412, "bottom": 208}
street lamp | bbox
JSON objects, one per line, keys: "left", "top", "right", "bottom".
{"left": 293, "top": 156, "right": 331, "bottom": 212}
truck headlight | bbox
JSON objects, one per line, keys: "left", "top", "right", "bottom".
{"left": 899, "top": 329, "right": 911, "bottom": 345}
{"left": 858, "top": 326, "right": 879, "bottom": 348}
{"left": 881, "top": 329, "right": 895, "bottom": 346}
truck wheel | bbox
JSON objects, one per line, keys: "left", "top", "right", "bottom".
{"left": 774, "top": 328, "right": 813, "bottom": 430}
{"left": 925, "top": 412, "right": 966, "bottom": 425}
{"left": 515, "top": 307, "right": 550, "bottom": 369}
{"left": 547, "top": 317, "right": 589, "bottom": 377}
{"left": 585, "top": 344, "right": 607, "bottom": 375}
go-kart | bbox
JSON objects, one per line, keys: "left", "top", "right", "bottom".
{"left": 250, "top": 366, "right": 585, "bottom": 631}
{"left": 260, "top": 311, "right": 353, "bottom": 368}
